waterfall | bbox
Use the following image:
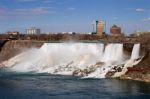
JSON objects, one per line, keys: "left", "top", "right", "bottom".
{"left": 131, "top": 44, "right": 140, "bottom": 60}
{"left": 85, "top": 44, "right": 124, "bottom": 78}
{"left": 1, "top": 43, "right": 141, "bottom": 78}
{"left": 113, "top": 44, "right": 141, "bottom": 77}
{"left": 102, "top": 44, "right": 123, "bottom": 63}
{"left": 2, "top": 43, "right": 105, "bottom": 73}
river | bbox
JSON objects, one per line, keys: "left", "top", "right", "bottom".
{"left": 0, "top": 70, "right": 150, "bottom": 99}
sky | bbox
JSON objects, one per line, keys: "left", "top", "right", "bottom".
{"left": 0, "top": 0, "right": 150, "bottom": 34}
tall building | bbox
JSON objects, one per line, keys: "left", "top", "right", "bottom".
{"left": 96, "top": 20, "right": 104, "bottom": 37}
{"left": 110, "top": 25, "right": 121, "bottom": 36}
{"left": 26, "top": 27, "right": 41, "bottom": 35}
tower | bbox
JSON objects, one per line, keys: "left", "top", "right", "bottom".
{"left": 96, "top": 19, "right": 104, "bottom": 37}
{"left": 91, "top": 20, "right": 96, "bottom": 33}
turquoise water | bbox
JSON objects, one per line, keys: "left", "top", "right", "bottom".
{"left": 0, "top": 69, "right": 150, "bottom": 99}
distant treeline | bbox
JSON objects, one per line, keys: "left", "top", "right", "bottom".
{"left": 0, "top": 34, "right": 102, "bottom": 41}
{"left": 0, "top": 33, "right": 150, "bottom": 44}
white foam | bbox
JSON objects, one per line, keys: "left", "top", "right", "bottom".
{"left": 131, "top": 44, "right": 140, "bottom": 60}
{"left": 113, "top": 44, "right": 141, "bottom": 77}
{"left": 1, "top": 43, "right": 141, "bottom": 78}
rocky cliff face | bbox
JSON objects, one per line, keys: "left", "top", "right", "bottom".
{"left": 0, "top": 40, "right": 43, "bottom": 62}
{"left": 0, "top": 40, "right": 8, "bottom": 52}
{"left": 106, "top": 42, "right": 150, "bottom": 82}
{"left": 120, "top": 46, "right": 150, "bottom": 82}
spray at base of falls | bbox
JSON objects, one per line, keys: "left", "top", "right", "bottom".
{"left": 1, "top": 43, "right": 141, "bottom": 78}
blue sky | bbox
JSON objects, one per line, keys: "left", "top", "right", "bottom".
{"left": 0, "top": 0, "right": 150, "bottom": 33}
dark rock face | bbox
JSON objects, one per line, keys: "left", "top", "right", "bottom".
{"left": 105, "top": 64, "right": 124, "bottom": 78}
{"left": 105, "top": 42, "right": 150, "bottom": 82}
{"left": 0, "top": 40, "right": 8, "bottom": 52}
{"left": 0, "top": 40, "right": 43, "bottom": 62}
{"left": 73, "top": 62, "right": 104, "bottom": 77}
{"left": 120, "top": 52, "right": 150, "bottom": 82}
{"left": 123, "top": 43, "right": 134, "bottom": 52}
{"left": 120, "top": 67, "right": 150, "bottom": 83}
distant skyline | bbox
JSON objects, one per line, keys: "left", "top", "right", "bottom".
{"left": 0, "top": 0, "right": 150, "bottom": 34}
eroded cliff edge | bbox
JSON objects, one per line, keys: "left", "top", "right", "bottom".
{"left": 0, "top": 40, "right": 43, "bottom": 62}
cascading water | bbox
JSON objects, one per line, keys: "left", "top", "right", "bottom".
{"left": 131, "top": 44, "right": 140, "bottom": 60}
{"left": 102, "top": 44, "right": 123, "bottom": 63}
{"left": 86, "top": 44, "right": 124, "bottom": 78}
{"left": 1, "top": 43, "right": 141, "bottom": 78}
{"left": 113, "top": 44, "right": 141, "bottom": 77}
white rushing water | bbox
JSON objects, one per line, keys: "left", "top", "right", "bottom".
{"left": 113, "top": 44, "right": 141, "bottom": 77}
{"left": 131, "top": 44, "right": 140, "bottom": 60}
{"left": 1, "top": 43, "right": 141, "bottom": 78}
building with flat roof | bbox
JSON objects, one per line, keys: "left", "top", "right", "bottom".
{"left": 96, "top": 20, "right": 104, "bottom": 37}
{"left": 7, "top": 31, "right": 19, "bottom": 35}
{"left": 26, "top": 27, "right": 41, "bottom": 35}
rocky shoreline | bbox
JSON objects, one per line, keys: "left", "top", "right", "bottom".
{"left": 119, "top": 52, "right": 150, "bottom": 83}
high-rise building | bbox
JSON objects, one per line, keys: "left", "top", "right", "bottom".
{"left": 96, "top": 20, "right": 104, "bottom": 37}
{"left": 110, "top": 25, "right": 121, "bottom": 36}
{"left": 26, "top": 27, "right": 41, "bottom": 35}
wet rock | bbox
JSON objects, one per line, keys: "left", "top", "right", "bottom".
{"left": 73, "top": 62, "right": 104, "bottom": 77}
{"left": 120, "top": 72, "right": 150, "bottom": 83}
{"left": 106, "top": 64, "right": 124, "bottom": 78}
{"left": 95, "top": 62, "right": 105, "bottom": 66}
{"left": 121, "top": 51, "right": 150, "bottom": 82}
{"left": 105, "top": 71, "right": 116, "bottom": 78}
{"left": 73, "top": 69, "right": 87, "bottom": 77}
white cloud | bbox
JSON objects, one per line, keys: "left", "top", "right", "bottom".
{"left": 13, "top": 7, "right": 52, "bottom": 15}
{"left": 67, "top": 7, "right": 76, "bottom": 10}
{"left": 17, "top": 0, "right": 35, "bottom": 2}
{"left": 135, "top": 8, "right": 145, "bottom": 12}
{"left": 0, "top": 6, "right": 56, "bottom": 19}
{"left": 143, "top": 17, "right": 150, "bottom": 22}
{"left": 127, "top": 8, "right": 147, "bottom": 12}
